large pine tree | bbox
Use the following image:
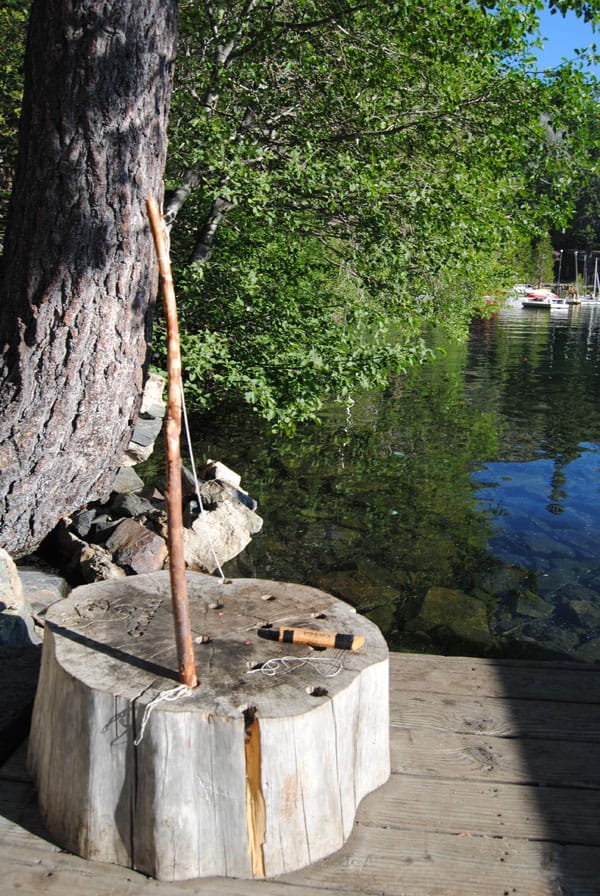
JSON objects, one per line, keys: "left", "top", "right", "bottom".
{"left": 0, "top": 0, "right": 178, "bottom": 556}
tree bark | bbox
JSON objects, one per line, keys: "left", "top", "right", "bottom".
{"left": 0, "top": 0, "right": 178, "bottom": 557}
{"left": 190, "top": 194, "right": 236, "bottom": 265}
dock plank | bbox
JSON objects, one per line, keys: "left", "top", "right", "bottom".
{"left": 3, "top": 801, "right": 600, "bottom": 896}
{"left": 390, "top": 690, "right": 600, "bottom": 740}
{"left": 359, "top": 775, "right": 600, "bottom": 845}
{"left": 391, "top": 727, "right": 600, "bottom": 788}
{"left": 2, "top": 651, "right": 600, "bottom": 896}
{"left": 294, "top": 826, "right": 600, "bottom": 896}
{"left": 389, "top": 652, "right": 600, "bottom": 702}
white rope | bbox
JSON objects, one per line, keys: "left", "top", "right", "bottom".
{"left": 247, "top": 654, "right": 343, "bottom": 678}
{"left": 158, "top": 209, "right": 226, "bottom": 582}
{"left": 134, "top": 684, "right": 192, "bottom": 746}
{"left": 180, "top": 384, "right": 226, "bottom": 580}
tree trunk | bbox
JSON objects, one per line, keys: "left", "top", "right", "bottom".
{"left": 190, "top": 194, "right": 236, "bottom": 265}
{"left": 28, "top": 572, "right": 390, "bottom": 880}
{"left": 0, "top": 0, "right": 178, "bottom": 557}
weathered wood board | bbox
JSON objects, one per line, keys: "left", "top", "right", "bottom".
{"left": 4, "top": 652, "right": 600, "bottom": 896}
{"left": 27, "top": 572, "right": 389, "bottom": 881}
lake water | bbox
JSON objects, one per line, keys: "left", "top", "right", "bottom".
{"left": 186, "top": 298, "right": 600, "bottom": 663}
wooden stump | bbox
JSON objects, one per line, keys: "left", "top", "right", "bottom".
{"left": 28, "top": 572, "right": 389, "bottom": 881}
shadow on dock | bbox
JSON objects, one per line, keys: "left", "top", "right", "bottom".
{"left": 2, "top": 650, "right": 600, "bottom": 895}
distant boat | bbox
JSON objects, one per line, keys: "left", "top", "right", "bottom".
{"left": 522, "top": 298, "right": 551, "bottom": 309}
{"left": 522, "top": 288, "right": 561, "bottom": 309}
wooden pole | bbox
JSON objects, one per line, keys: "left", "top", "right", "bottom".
{"left": 146, "top": 197, "right": 197, "bottom": 688}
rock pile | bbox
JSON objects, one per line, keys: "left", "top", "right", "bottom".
{"left": 44, "top": 458, "right": 263, "bottom": 585}
{"left": 1, "top": 373, "right": 263, "bottom": 758}
{"left": 0, "top": 373, "right": 263, "bottom": 645}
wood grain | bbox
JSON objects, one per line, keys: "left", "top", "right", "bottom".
{"left": 4, "top": 650, "right": 600, "bottom": 894}
{"left": 26, "top": 572, "right": 389, "bottom": 880}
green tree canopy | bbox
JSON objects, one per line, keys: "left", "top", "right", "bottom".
{"left": 2, "top": 1, "right": 600, "bottom": 430}
{"left": 157, "top": 0, "right": 600, "bottom": 428}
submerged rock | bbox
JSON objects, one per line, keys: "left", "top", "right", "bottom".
{"left": 405, "top": 586, "right": 492, "bottom": 651}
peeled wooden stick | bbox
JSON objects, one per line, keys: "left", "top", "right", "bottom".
{"left": 146, "top": 197, "right": 197, "bottom": 688}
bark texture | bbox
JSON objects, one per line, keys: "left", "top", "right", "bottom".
{"left": 0, "top": 0, "right": 178, "bottom": 557}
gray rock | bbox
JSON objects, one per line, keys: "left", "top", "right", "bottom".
{"left": 183, "top": 501, "right": 263, "bottom": 574}
{"left": 109, "top": 492, "right": 155, "bottom": 519}
{"left": 0, "top": 548, "right": 38, "bottom": 646}
{"left": 130, "top": 413, "right": 164, "bottom": 449}
{"left": 140, "top": 372, "right": 166, "bottom": 412}
{"left": 70, "top": 508, "right": 98, "bottom": 539}
{"left": 89, "top": 512, "right": 123, "bottom": 537}
{"left": 18, "top": 567, "right": 70, "bottom": 616}
{"left": 78, "top": 542, "right": 127, "bottom": 583}
{"left": 122, "top": 373, "right": 166, "bottom": 466}
{"left": 197, "top": 478, "right": 258, "bottom": 512}
{"left": 111, "top": 466, "right": 145, "bottom": 494}
{"left": 49, "top": 523, "right": 125, "bottom": 583}
{"left": 0, "top": 547, "right": 24, "bottom": 611}
{"left": 196, "top": 459, "right": 241, "bottom": 488}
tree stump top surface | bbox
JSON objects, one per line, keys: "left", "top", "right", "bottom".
{"left": 45, "top": 571, "right": 388, "bottom": 718}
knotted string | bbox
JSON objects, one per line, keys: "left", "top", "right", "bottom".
{"left": 247, "top": 652, "right": 344, "bottom": 678}
{"left": 134, "top": 684, "right": 192, "bottom": 745}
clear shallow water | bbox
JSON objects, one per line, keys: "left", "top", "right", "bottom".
{"left": 181, "top": 300, "right": 600, "bottom": 662}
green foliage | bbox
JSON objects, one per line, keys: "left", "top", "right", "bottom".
{"left": 160, "top": 0, "right": 600, "bottom": 426}
{"left": 157, "top": 225, "right": 435, "bottom": 430}
{"left": 1, "top": 1, "right": 600, "bottom": 428}
{"left": 0, "top": 1, "right": 29, "bottom": 241}
{"left": 516, "top": 233, "right": 557, "bottom": 285}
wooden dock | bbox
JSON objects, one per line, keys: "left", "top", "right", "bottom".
{"left": 2, "top": 652, "right": 600, "bottom": 895}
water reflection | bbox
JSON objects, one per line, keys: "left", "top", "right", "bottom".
{"left": 184, "top": 301, "right": 600, "bottom": 662}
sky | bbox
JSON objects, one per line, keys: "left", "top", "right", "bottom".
{"left": 533, "top": 7, "right": 599, "bottom": 77}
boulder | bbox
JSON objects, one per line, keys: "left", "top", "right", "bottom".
{"left": 111, "top": 466, "right": 145, "bottom": 494}
{"left": 183, "top": 500, "right": 263, "bottom": 574}
{"left": 19, "top": 566, "right": 70, "bottom": 617}
{"left": 182, "top": 465, "right": 257, "bottom": 511}
{"left": 0, "top": 546, "right": 24, "bottom": 611}
{"left": 0, "top": 547, "right": 38, "bottom": 646}
{"left": 406, "top": 586, "right": 492, "bottom": 651}
{"left": 105, "top": 518, "right": 168, "bottom": 574}
{"left": 196, "top": 458, "right": 242, "bottom": 489}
